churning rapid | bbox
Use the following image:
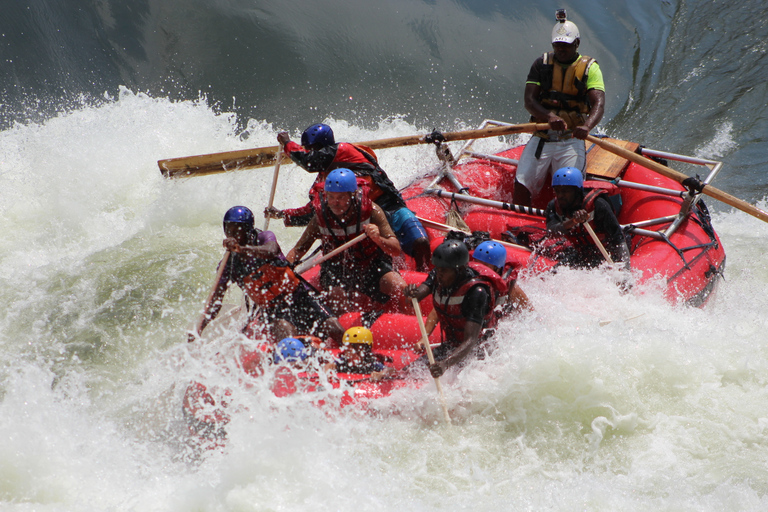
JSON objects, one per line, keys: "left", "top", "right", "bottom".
{"left": 2, "top": 0, "right": 768, "bottom": 510}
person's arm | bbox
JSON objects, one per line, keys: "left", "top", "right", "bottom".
{"left": 593, "top": 199, "right": 630, "bottom": 268}
{"left": 425, "top": 308, "right": 439, "bottom": 334}
{"left": 366, "top": 204, "right": 401, "bottom": 257}
{"left": 524, "top": 83, "right": 567, "bottom": 132}
{"left": 224, "top": 235, "right": 280, "bottom": 260}
{"left": 286, "top": 217, "right": 320, "bottom": 264}
{"left": 429, "top": 285, "right": 490, "bottom": 377}
{"left": 572, "top": 89, "right": 605, "bottom": 140}
{"left": 546, "top": 200, "right": 590, "bottom": 234}
{"left": 282, "top": 139, "right": 335, "bottom": 174}
{"left": 193, "top": 257, "right": 231, "bottom": 339}
{"left": 430, "top": 320, "right": 483, "bottom": 378}
{"left": 404, "top": 271, "right": 434, "bottom": 301}
{"left": 277, "top": 132, "right": 310, "bottom": 167}
{"left": 281, "top": 202, "right": 315, "bottom": 227}
{"left": 506, "top": 282, "right": 533, "bottom": 313}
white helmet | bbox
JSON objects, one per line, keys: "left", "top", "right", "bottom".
{"left": 551, "top": 21, "right": 580, "bottom": 44}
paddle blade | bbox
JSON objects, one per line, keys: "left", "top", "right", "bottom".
{"left": 158, "top": 145, "right": 281, "bottom": 179}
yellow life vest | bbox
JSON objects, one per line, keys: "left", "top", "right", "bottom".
{"left": 534, "top": 52, "right": 596, "bottom": 136}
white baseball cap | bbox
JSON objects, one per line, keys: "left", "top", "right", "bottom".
{"left": 551, "top": 21, "right": 580, "bottom": 44}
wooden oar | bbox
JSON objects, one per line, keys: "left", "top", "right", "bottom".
{"left": 412, "top": 298, "right": 451, "bottom": 424}
{"left": 582, "top": 219, "right": 614, "bottom": 264}
{"left": 190, "top": 251, "right": 230, "bottom": 342}
{"left": 263, "top": 146, "right": 283, "bottom": 231}
{"left": 158, "top": 123, "right": 550, "bottom": 179}
{"left": 586, "top": 135, "right": 768, "bottom": 224}
{"left": 294, "top": 233, "right": 367, "bottom": 274}
{"left": 416, "top": 216, "right": 533, "bottom": 253}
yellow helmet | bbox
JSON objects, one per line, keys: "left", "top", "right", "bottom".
{"left": 343, "top": 326, "right": 374, "bottom": 347}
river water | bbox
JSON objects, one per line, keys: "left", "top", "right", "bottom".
{"left": 3, "top": 0, "right": 768, "bottom": 510}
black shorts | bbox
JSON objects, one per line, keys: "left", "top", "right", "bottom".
{"left": 319, "top": 257, "right": 394, "bottom": 304}
{"left": 263, "top": 287, "right": 333, "bottom": 335}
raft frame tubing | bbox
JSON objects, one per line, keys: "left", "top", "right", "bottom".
{"left": 424, "top": 119, "right": 724, "bottom": 246}
{"left": 423, "top": 119, "right": 522, "bottom": 192}
{"left": 427, "top": 121, "right": 726, "bottom": 296}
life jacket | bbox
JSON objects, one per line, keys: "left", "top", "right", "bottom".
{"left": 269, "top": 368, "right": 322, "bottom": 397}
{"left": 554, "top": 181, "right": 621, "bottom": 220}
{"left": 493, "top": 267, "right": 518, "bottom": 310}
{"left": 533, "top": 52, "right": 596, "bottom": 136}
{"left": 240, "top": 259, "right": 301, "bottom": 307}
{"left": 544, "top": 181, "right": 622, "bottom": 262}
{"left": 335, "top": 350, "right": 385, "bottom": 375}
{"left": 312, "top": 181, "right": 385, "bottom": 264}
{"left": 319, "top": 142, "right": 405, "bottom": 210}
{"left": 432, "top": 262, "right": 506, "bottom": 345}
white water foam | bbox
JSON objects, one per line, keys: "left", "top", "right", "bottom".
{"left": 2, "top": 91, "right": 768, "bottom": 511}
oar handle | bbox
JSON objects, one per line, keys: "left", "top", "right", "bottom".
{"left": 412, "top": 298, "right": 451, "bottom": 424}
{"left": 294, "top": 233, "right": 367, "bottom": 274}
{"left": 585, "top": 135, "right": 768, "bottom": 224}
{"left": 416, "top": 215, "right": 532, "bottom": 253}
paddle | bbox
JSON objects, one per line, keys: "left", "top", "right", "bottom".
{"left": 190, "top": 251, "right": 230, "bottom": 342}
{"left": 263, "top": 146, "right": 283, "bottom": 231}
{"left": 158, "top": 123, "right": 550, "bottom": 179}
{"left": 416, "top": 215, "right": 533, "bottom": 253}
{"left": 412, "top": 298, "right": 451, "bottom": 424}
{"left": 294, "top": 233, "right": 367, "bottom": 274}
{"left": 582, "top": 218, "right": 614, "bottom": 264}
{"left": 585, "top": 135, "right": 768, "bottom": 224}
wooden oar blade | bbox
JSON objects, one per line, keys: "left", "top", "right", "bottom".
{"left": 158, "top": 145, "right": 280, "bottom": 179}
{"left": 585, "top": 135, "right": 768, "bottom": 224}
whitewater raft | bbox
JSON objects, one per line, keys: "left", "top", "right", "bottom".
{"left": 400, "top": 123, "right": 726, "bottom": 307}
{"left": 182, "top": 123, "right": 727, "bottom": 443}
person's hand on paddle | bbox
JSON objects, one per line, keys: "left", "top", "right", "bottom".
{"left": 562, "top": 209, "right": 589, "bottom": 230}
{"left": 412, "top": 338, "right": 427, "bottom": 353}
{"left": 404, "top": 283, "right": 430, "bottom": 300}
{"left": 429, "top": 361, "right": 446, "bottom": 379}
{"left": 264, "top": 206, "right": 284, "bottom": 219}
{"left": 572, "top": 124, "right": 591, "bottom": 140}
{"left": 364, "top": 223, "right": 383, "bottom": 246}
{"left": 277, "top": 131, "right": 291, "bottom": 145}
{"left": 223, "top": 237, "right": 241, "bottom": 253}
{"left": 572, "top": 209, "right": 589, "bottom": 224}
{"left": 546, "top": 112, "right": 567, "bottom": 132}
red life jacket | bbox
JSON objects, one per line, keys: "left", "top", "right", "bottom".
{"left": 312, "top": 181, "right": 384, "bottom": 262}
{"left": 241, "top": 261, "right": 301, "bottom": 307}
{"left": 327, "top": 143, "right": 386, "bottom": 201}
{"left": 553, "top": 180, "right": 621, "bottom": 247}
{"left": 432, "top": 262, "right": 506, "bottom": 344}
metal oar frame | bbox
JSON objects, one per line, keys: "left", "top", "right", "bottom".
{"left": 422, "top": 120, "right": 724, "bottom": 269}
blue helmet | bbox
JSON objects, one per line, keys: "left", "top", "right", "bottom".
{"left": 274, "top": 338, "right": 309, "bottom": 364}
{"left": 324, "top": 168, "right": 358, "bottom": 193}
{"left": 473, "top": 241, "right": 507, "bottom": 269}
{"left": 301, "top": 123, "right": 335, "bottom": 147}
{"left": 552, "top": 167, "right": 583, "bottom": 188}
{"left": 223, "top": 206, "right": 255, "bottom": 229}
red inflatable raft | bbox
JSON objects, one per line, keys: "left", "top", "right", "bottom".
{"left": 182, "top": 124, "right": 728, "bottom": 446}
{"left": 400, "top": 126, "right": 726, "bottom": 307}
